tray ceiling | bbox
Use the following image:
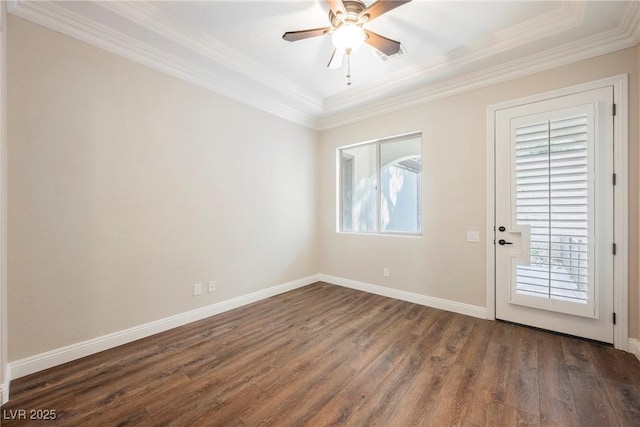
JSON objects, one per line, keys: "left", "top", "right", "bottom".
{"left": 7, "top": 1, "right": 640, "bottom": 129}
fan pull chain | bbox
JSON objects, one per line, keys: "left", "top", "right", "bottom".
{"left": 346, "top": 48, "right": 353, "bottom": 86}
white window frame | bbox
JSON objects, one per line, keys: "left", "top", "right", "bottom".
{"left": 337, "top": 131, "right": 423, "bottom": 237}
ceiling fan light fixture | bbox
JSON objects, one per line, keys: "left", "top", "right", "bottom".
{"left": 331, "top": 23, "right": 366, "bottom": 53}
{"left": 282, "top": 0, "right": 412, "bottom": 86}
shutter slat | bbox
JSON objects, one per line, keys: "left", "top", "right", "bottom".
{"left": 514, "top": 115, "right": 590, "bottom": 304}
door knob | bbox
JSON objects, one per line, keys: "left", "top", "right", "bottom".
{"left": 498, "top": 239, "right": 513, "bottom": 245}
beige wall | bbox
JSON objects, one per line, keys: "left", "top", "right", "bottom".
{"left": 319, "top": 48, "right": 639, "bottom": 338}
{"left": 7, "top": 16, "right": 320, "bottom": 361}
{"left": 5, "top": 13, "right": 640, "bottom": 367}
{"left": 637, "top": 43, "right": 640, "bottom": 341}
{"left": 625, "top": 45, "right": 640, "bottom": 340}
{"left": 0, "top": 1, "right": 7, "bottom": 401}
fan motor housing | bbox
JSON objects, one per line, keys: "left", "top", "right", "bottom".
{"left": 329, "top": 0, "right": 367, "bottom": 27}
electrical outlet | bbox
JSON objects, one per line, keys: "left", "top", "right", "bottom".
{"left": 383, "top": 267, "right": 390, "bottom": 278}
{"left": 208, "top": 281, "right": 217, "bottom": 293}
{"left": 193, "top": 283, "right": 202, "bottom": 296}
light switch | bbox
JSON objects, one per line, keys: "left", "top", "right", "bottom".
{"left": 467, "top": 231, "right": 480, "bottom": 242}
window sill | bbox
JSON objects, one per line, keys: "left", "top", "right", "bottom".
{"left": 337, "top": 230, "right": 423, "bottom": 238}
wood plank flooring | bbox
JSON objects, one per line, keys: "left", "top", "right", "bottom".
{"left": 2, "top": 282, "right": 640, "bottom": 426}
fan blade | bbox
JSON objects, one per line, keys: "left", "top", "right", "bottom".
{"left": 360, "top": 0, "right": 411, "bottom": 22}
{"left": 327, "top": 49, "right": 344, "bottom": 69}
{"left": 282, "top": 27, "right": 331, "bottom": 42}
{"left": 325, "top": 0, "right": 346, "bottom": 17}
{"left": 365, "top": 30, "right": 402, "bottom": 56}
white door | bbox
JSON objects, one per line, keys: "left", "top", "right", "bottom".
{"left": 495, "top": 87, "right": 614, "bottom": 343}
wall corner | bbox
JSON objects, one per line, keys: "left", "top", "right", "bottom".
{"left": 0, "top": 0, "right": 9, "bottom": 405}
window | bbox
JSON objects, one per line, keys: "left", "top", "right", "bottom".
{"left": 339, "top": 132, "right": 422, "bottom": 235}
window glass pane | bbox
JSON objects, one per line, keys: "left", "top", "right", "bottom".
{"left": 380, "top": 136, "right": 422, "bottom": 233}
{"left": 339, "top": 132, "right": 422, "bottom": 235}
{"left": 340, "top": 144, "right": 377, "bottom": 232}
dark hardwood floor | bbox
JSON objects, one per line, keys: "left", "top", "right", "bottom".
{"left": 2, "top": 282, "right": 640, "bottom": 426}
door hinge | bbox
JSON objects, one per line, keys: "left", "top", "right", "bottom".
{"left": 613, "top": 243, "right": 617, "bottom": 255}
{"left": 613, "top": 173, "right": 617, "bottom": 186}
{"left": 613, "top": 103, "right": 617, "bottom": 116}
{"left": 613, "top": 312, "right": 617, "bottom": 325}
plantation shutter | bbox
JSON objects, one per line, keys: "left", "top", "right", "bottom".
{"left": 514, "top": 114, "right": 590, "bottom": 304}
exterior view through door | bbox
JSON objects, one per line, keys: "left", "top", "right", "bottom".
{"left": 494, "top": 86, "right": 615, "bottom": 343}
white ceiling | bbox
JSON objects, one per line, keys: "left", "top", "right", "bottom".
{"left": 7, "top": 0, "right": 640, "bottom": 129}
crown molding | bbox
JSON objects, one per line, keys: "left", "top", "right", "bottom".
{"left": 322, "top": 1, "right": 586, "bottom": 114}
{"left": 98, "top": 1, "right": 322, "bottom": 115}
{"left": 317, "top": 2, "right": 640, "bottom": 130}
{"left": 622, "top": 0, "right": 640, "bottom": 44}
{"left": 6, "top": 1, "right": 638, "bottom": 132}
{"left": 6, "top": 0, "right": 321, "bottom": 129}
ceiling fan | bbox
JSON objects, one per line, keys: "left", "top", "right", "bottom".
{"left": 282, "top": 0, "right": 411, "bottom": 85}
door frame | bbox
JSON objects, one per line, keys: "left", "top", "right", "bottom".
{"left": 486, "top": 75, "right": 629, "bottom": 351}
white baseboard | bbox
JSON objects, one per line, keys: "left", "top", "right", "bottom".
{"left": 7, "top": 274, "right": 321, "bottom": 382}
{"left": 629, "top": 338, "right": 640, "bottom": 362}
{"left": 1, "top": 364, "right": 10, "bottom": 405}
{"left": 319, "top": 274, "right": 487, "bottom": 319}
{"left": 4, "top": 273, "right": 486, "bottom": 392}
{"left": 4, "top": 272, "right": 637, "bottom": 406}
{"left": 1, "top": 381, "right": 8, "bottom": 405}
